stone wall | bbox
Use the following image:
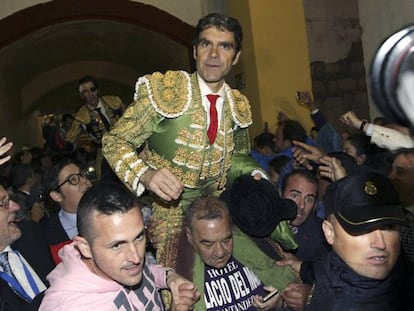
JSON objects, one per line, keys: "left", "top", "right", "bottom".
{"left": 310, "top": 41, "right": 369, "bottom": 132}
{"left": 303, "top": 0, "right": 368, "bottom": 133}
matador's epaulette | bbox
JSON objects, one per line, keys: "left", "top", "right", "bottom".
{"left": 74, "top": 106, "right": 91, "bottom": 125}
{"left": 134, "top": 70, "right": 192, "bottom": 118}
{"left": 133, "top": 70, "right": 252, "bottom": 126}
{"left": 226, "top": 87, "right": 252, "bottom": 128}
{"left": 101, "top": 96, "right": 124, "bottom": 109}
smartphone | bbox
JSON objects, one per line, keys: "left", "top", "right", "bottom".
{"left": 263, "top": 289, "right": 279, "bottom": 302}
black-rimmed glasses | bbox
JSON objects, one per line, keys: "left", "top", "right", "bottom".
{"left": 0, "top": 197, "right": 10, "bottom": 209}
{"left": 54, "top": 170, "right": 89, "bottom": 191}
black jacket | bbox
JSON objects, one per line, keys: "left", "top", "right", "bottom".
{"left": 0, "top": 220, "right": 55, "bottom": 311}
{"left": 306, "top": 251, "right": 412, "bottom": 311}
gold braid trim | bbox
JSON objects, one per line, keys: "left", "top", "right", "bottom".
{"left": 74, "top": 105, "right": 91, "bottom": 124}
{"left": 135, "top": 71, "right": 192, "bottom": 118}
{"left": 101, "top": 96, "right": 123, "bottom": 109}
{"left": 152, "top": 202, "right": 184, "bottom": 268}
{"left": 226, "top": 86, "right": 252, "bottom": 128}
{"left": 152, "top": 202, "right": 183, "bottom": 310}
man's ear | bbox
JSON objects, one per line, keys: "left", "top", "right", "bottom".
{"left": 193, "top": 45, "right": 197, "bottom": 61}
{"left": 232, "top": 50, "right": 241, "bottom": 66}
{"left": 49, "top": 190, "right": 63, "bottom": 203}
{"left": 322, "top": 219, "right": 335, "bottom": 245}
{"left": 73, "top": 236, "right": 92, "bottom": 259}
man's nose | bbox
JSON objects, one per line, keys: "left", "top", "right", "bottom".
{"left": 370, "top": 229, "right": 386, "bottom": 250}
{"left": 213, "top": 243, "right": 226, "bottom": 257}
{"left": 209, "top": 45, "right": 218, "bottom": 57}
{"left": 8, "top": 200, "right": 20, "bottom": 213}
{"left": 298, "top": 198, "right": 305, "bottom": 210}
{"left": 126, "top": 244, "right": 140, "bottom": 263}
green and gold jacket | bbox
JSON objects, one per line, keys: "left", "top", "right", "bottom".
{"left": 103, "top": 71, "right": 258, "bottom": 199}
{"left": 66, "top": 95, "right": 124, "bottom": 145}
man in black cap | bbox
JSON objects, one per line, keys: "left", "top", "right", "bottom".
{"left": 306, "top": 172, "right": 411, "bottom": 310}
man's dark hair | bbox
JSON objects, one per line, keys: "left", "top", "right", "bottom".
{"left": 254, "top": 132, "right": 276, "bottom": 151}
{"left": 194, "top": 13, "right": 243, "bottom": 53}
{"left": 42, "top": 157, "right": 76, "bottom": 194}
{"left": 77, "top": 182, "right": 141, "bottom": 243}
{"left": 282, "top": 120, "right": 307, "bottom": 143}
{"left": 268, "top": 155, "right": 291, "bottom": 174}
{"left": 184, "top": 196, "right": 231, "bottom": 231}
{"left": 280, "top": 169, "right": 318, "bottom": 195}
{"left": 61, "top": 113, "right": 74, "bottom": 123}
{"left": 394, "top": 147, "right": 414, "bottom": 159}
{"left": 77, "top": 75, "right": 99, "bottom": 92}
{"left": 10, "top": 164, "right": 34, "bottom": 189}
{"left": 345, "top": 134, "right": 371, "bottom": 157}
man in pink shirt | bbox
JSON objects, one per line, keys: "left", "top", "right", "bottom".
{"left": 40, "top": 182, "right": 199, "bottom": 311}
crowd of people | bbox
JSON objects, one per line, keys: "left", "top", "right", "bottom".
{"left": 0, "top": 12, "right": 413, "bottom": 311}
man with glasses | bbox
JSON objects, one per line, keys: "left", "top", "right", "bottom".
{"left": 65, "top": 75, "right": 125, "bottom": 179}
{"left": 0, "top": 148, "right": 55, "bottom": 310}
{"left": 42, "top": 158, "right": 92, "bottom": 263}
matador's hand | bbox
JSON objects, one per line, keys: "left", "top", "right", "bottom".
{"left": 141, "top": 168, "right": 184, "bottom": 201}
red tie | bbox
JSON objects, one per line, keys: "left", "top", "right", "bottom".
{"left": 207, "top": 94, "right": 220, "bottom": 144}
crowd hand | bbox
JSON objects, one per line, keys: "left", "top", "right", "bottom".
{"left": 168, "top": 272, "right": 200, "bottom": 311}
{"left": 0, "top": 137, "right": 13, "bottom": 165}
{"left": 278, "top": 111, "right": 290, "bottom": 124}
{"left": 318, "top": 156, "right": 347, "bottom": 182}
{"left": 281, "top": 283, "right": 311, "bottom": 311}
{"left": 292, "top": 140, "right": 324, "bottom": 170}
{"left": 296, "top": 91, "right": 317, "bottom": 111}
{"left": 339, "top": 111, "right": 362, "bottom": 130}
{"left": 140, "top": 168, "right": 184, "bottom": 201}
{"left": 252, "top": 286, "right": 282, "bottom": 310}
{"left": 275, "top": 251, "right": 302, "bottom": 274}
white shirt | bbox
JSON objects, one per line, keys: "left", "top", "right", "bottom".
{"left": 366, "top": 124, "right": 414, "bottom": 151}
{"left": 197, "top": 74, "right": 226, "bottom": 129}
{"left": 95, "top": 99, "right": 111, "bottom": 124}
{"left": 0, "top": 246, "right": 46, "bottom": 299}
{"left": 58, "top": 209, "right": 78, "bottom": 239}
{"left": 197, "top": 74, "right": 267, "bottom": 179}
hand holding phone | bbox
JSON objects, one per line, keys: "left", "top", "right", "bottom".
{"left": 296, "top": 90, "right": 317, "bottom": 110}
{"left": 296, "top": 91, "right": 310, "bottom": 102}
{"left": 263, "top": 289, "right": 279, "bottom": 302}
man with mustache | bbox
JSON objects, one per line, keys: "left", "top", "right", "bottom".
{"left": 40, "top": 182, "right": 200, "bottom": 310}
{"left": 0, "top": 140, "right": 55, "bottom": 310}
{"left": 180, "top": 195, "right": 291, "bottom": 311}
